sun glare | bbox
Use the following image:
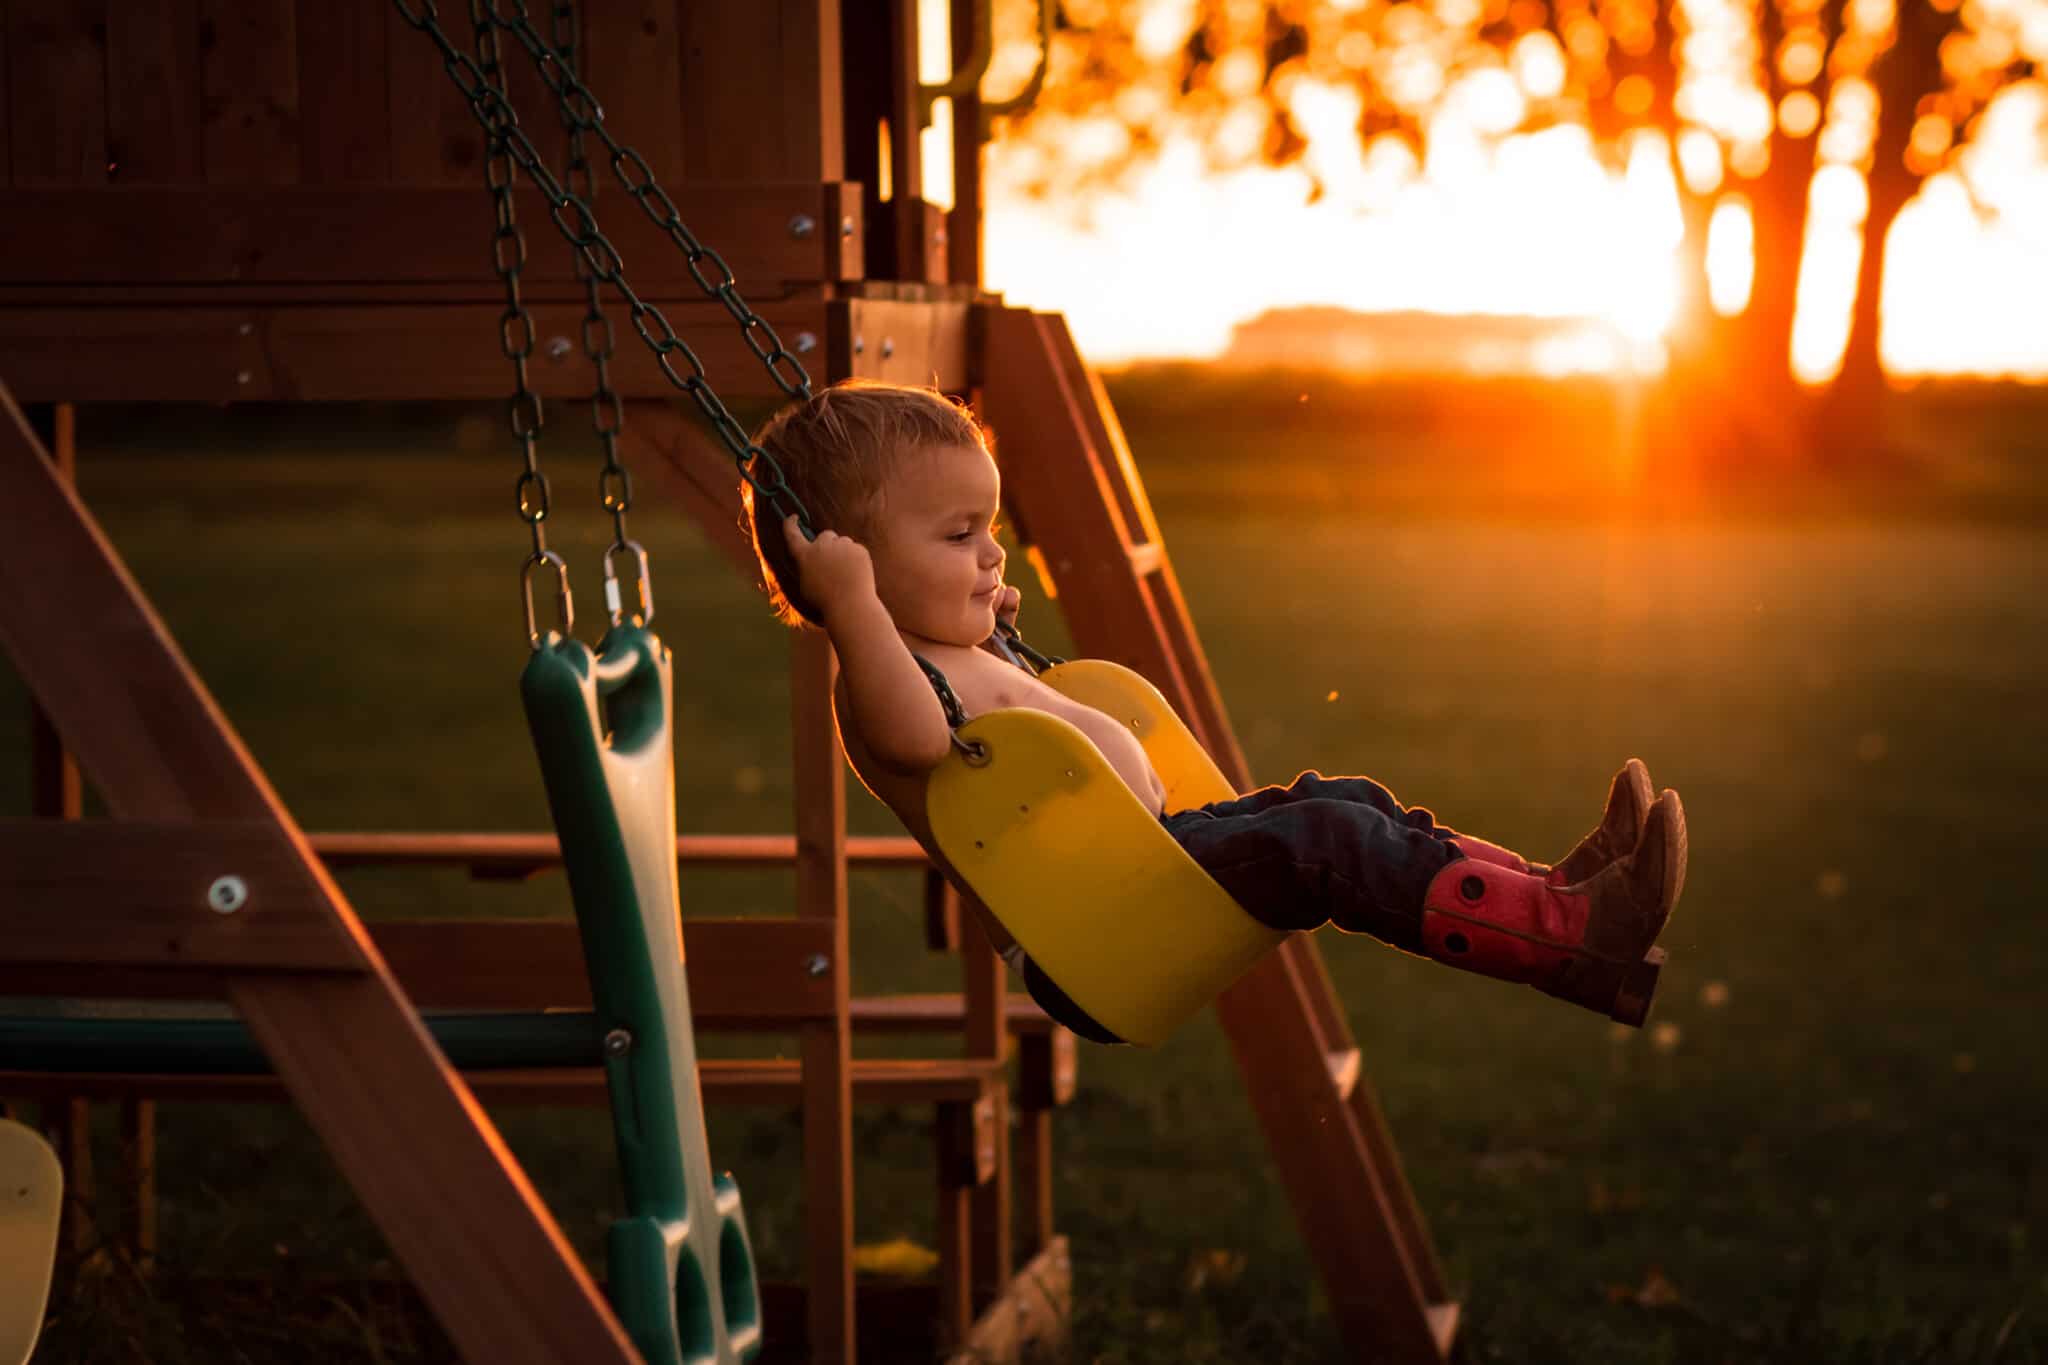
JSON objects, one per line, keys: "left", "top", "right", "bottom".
{"left": 966, "top": 0, "right": 2048, "bottom": 379}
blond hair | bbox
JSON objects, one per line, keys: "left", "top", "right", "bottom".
{"left": 743, "top": 379, "right": 989, "bottom": 628}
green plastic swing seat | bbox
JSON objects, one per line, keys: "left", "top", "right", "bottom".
{"left": 925, "top": 660, "right": 1286, "bottom": 1048}
{"left": 521, "top": 623, "right": 762, "bottom": 1365}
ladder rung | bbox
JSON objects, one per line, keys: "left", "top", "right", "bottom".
{"left": 1126, "top": 541, "right": 1163, "bottom": 577}
{"left": 1325, "top": 1047, "right": 1361, "bottom": 1099}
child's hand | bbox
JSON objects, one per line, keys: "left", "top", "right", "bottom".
{"left": 783, "top": 515, "right": 876, "bottom": 622}
{"left": 994, "top": 584, "right": 1022, "bottom": 628}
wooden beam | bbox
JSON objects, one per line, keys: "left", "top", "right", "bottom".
{"left": 308, "top": 829, "right": 930, "bottom": 875}
{"left": 0, "top": 1057, "right": 1003, "bottom": 1112}
{"left": 1, "top": 819, "right": 371, "bottom": 973}
{"left": 363, "top": 918, "right": 841, "bottom": 1021}
{"left": 833, "top": 297, "right": 972, "bottom": 390}
{"left": 0, "top": 293, "right": 837, "bottom": 403}
{"left": 0, "top": 382, "right": 639, "bottom": 1364}
{"left": 792, "top": 630, "right": 856, "bottom": 1364}
{"left": 0, "top": 185, "right": 859, "bottom": 287}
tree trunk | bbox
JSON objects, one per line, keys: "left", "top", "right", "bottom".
{"left": 1818, "top": 0, "right": 1950, "bottom": 460}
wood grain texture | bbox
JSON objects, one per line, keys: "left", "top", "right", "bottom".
{"left": 199, "top": 0, "right": 298, "bottom": 185}
{"left": 0, "top": 185, "right": 843, "bottom": 286}
{"left": 6, "top": 0, "right": 108, "bottom": 185}
{"left": 1, "top": 819, "right": 369, "bottom": 972}
{"left": 106, "top": 0, "right": 204, "bottom": 183}
{"left": 579, "top": 0, "right": 682, "bottom": 186}
{"left": 297, "top": 1, "right": 389, "bottom": 182}
{"left": 792, "top": 630, "right": 856, "bottom": 1363}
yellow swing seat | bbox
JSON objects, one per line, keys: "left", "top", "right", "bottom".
{"left": 926, "top": 660, "right": 1284, "bottom": 1047}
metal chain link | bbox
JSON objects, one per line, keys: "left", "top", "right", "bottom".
{"left": 392, "top": 0, "right": 820, "bottom": 546}
{"left": 469, "top": 1, "right": 572, "bottom": 648}
{"left": 549, "top": 0, "right": 650, "bottom": 627}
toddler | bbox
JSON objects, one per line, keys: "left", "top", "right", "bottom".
{"left": 743, "top": 380, "right": 1686, "bottom": 1041}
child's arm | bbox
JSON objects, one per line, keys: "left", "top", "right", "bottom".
{"left": 784, "top": 518, "right": 951, "bottom": 774}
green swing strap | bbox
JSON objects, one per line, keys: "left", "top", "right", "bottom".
{"left": 523, "top": 624, "right": 761, "bottom": 1365}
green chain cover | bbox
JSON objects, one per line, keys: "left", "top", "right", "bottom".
{"left": 521, "top": 625, "right": 761, "bottom": 1364}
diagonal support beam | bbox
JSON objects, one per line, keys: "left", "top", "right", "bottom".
{"left": 0, "top": 382, "right": 640, "bottom": 1365}
{"left": 977, "top": 309, "right": 1458, "bottom": 1363}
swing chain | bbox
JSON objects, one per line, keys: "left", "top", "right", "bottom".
{"left": 914, "top": 656, "right": 990, "bottom": 765}
{"left": 393, "top": 0, "right": 821, "bottom": 545}
{"left": 468, "top": 0, "right": 570, "bottom": 648}
{"left": 549, "top": 0, "right": 649, "bottom": 627}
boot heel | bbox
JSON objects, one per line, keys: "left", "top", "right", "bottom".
{"left": 1608, "top": 947, "right": 1665, "bottom": 1027}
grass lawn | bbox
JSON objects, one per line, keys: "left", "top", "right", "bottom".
{"left": 5, "top": 377, "right": 2045, "bottom": 1363}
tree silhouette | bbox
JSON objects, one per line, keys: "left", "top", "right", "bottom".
{"left": 984, "top": 0, "right": 2041, "bottom": 461}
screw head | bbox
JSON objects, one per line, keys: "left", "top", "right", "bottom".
{"left": 804, "top": 953, "right": 831, "bottom": 978}
{"left": 881, "top": 337, "right": 896, "bottom": 359}
{"left": 234, "top": 370, "right": 252, "bottom": 386}
{"left": 603, "top": 1028, "right": 633, "bottom": 1058}
{"left": 546, "top": 335, "right": 573, "bottom": 361}
{"left": 794, "top": 331, "right": 818, "bottom": 355}
{"left": 789, "top": 214, "right": 817, "bottom": 239}
{"left": 840, "top": 215, "right": 856, "bottom": 238}
{"left": 853, "top": 336, "right": 866, "bottom": 355}
{"left": 207, "top": 876, "right": 248, "bottom": 914}
{"left": 237, "top": 322, "right": 254, "bottom": 337}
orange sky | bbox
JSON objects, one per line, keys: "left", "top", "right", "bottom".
{"left": 918, "top": 2, "right": 2048, "bottom": 380}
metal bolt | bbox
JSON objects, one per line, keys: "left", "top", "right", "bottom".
{"left": 853, "top": 336, "right": 865, "bottom": 356}
{"left": 804, "top": 953, "right": 831, "bottom": 978}
{"left": 881, "top": 337, "right": 896, "bottom": 359}
{"left": 794, "top": 331, "right": 818, "bottom": 355}
{"left": 237, "top": 322, "right": 254, "bottom": 337}
{"left": 789, "top": 214, "right": 817, "bottom": 239}
{"left": 933, "top": 227, "right": 948, "bottom": 245}
{"left": 234, "top": 370, "right": 252, "bottom": 386}
{"left": 840, "top": 216, "right": 856, "bottom": 238}
{"left": 207, "top": 876, "right": 248, "bottom": 915}
{"left": 603, "top": 1028, "right": 633, "bottom": 1058}
{"left": 546, "top": 335, "right": 573, "bottom": 361}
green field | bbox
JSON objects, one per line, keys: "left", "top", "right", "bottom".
{"left": 7, "top": 376, "right": 2046, "bottom": 1363}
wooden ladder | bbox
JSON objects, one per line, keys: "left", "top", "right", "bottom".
{"left": 979, "top": 307, "right": 1461, "bottom": 1363}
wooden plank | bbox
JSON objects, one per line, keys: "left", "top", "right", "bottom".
{"left": 0, "top": 383, "right": 639, "bottom": 1365}
{"left": 297, "top": 1, "right": 390, "bottom": 183}
{"left": 833, "top": 297, "right": 972, "bottom": 390}
{"left": 960, "top": 916, "right": 1011, "bottom": 1310}
{"left": 792, "top": 630, "right": 856, "bottom": 1364}
{"left": 384, "top": 1, "right": 479, "bottom": 185}
{"left": 579, "top": 0, "right": 683, "bottom": 187}
{"left": 679, "top": 0, "right": 842, "bottom": 182}
{"left": 2, "top": 819, "right": 371, "bottom": 973}
{"left": 121, "top": 1097, "right": 158, "bottom": 1269}
{"left": 6, "top": 0, "right": 108, "bottom": 186}
{"left": 364, "top": 917, "right": 842, "bottom": 1022}
{"left": 308, "top": 829, "right": 929, "bottom": 874}
{"left": 199, "top": 0, "right": 297, "bottom": 185}
{"left": 0, "top": 1057, "right": 1003, "bottom": 1108}
{"left": 105, "top": 0, "right": 205, "bottom": 183}
{"left": 0, "top": 294, "right": 835, "bottom": 403}
{"left": 0, "top": 184, "right": 848, "bottom": 286}
{"left": 947, "top": 0, "right": 986, "bottom": 288}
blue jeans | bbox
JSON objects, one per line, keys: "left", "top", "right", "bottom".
{"left": 1160, "top": 771, "right": 1459, "bottom": 952}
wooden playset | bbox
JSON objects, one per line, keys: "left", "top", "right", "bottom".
{"left": 0, "top": 2, "right": 1460, "bottom": 1360}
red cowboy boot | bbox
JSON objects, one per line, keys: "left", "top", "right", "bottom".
{"left": 1420, "top": 788, "right": 1686, "bottom": 1026}
{"left": 1448, "top": 758, "right": 1655, "bottom": 886}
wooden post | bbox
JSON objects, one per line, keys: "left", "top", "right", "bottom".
{"left": 959, "top": 915, "right": 1010, "bottom": 1311}
{"left": 24, "top": 403, "right": 97, "bottom": 1264}
{"left": 791, "top": 630, "right": 856, "bottom": 1364}
{"left": 948, "top": 0, "right": 985, "bottom": 288}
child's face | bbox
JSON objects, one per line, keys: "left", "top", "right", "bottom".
{"left": 867, "top": 442, "right": 1006, "bottom": 646}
